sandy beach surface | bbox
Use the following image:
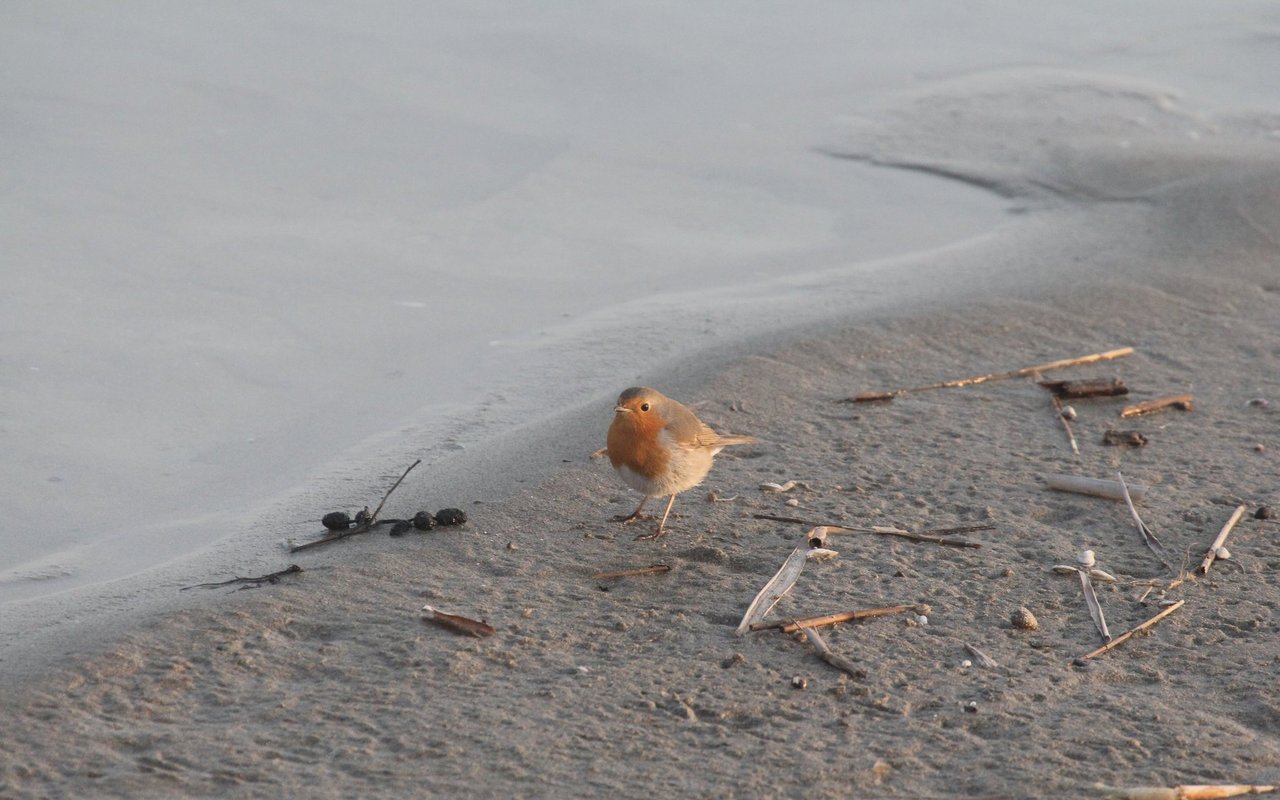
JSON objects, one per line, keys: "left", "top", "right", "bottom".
{"left": 4, "top": 62, "right": 1279, "bottom": 798}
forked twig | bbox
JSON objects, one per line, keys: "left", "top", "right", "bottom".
{"left": 182, "top": 564, "right": 303, "bottom": 591}
{"left": 1078, "top": 600, "right": 1185, "bottom": 661}
{"left": 1198, "top": 505, "right": 1248, "bottom": 575}
{"left": 799, "top": 626, "right": 864, "bottom": 678}
{"left": 291, "top": 460, "right": 422, "bottom": 553}
{"left": 1117, "top": 472, "right": 1169, "bottom": 568}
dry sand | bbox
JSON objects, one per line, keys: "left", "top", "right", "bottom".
{"left": 3, "top": 76, "right": 1280, "bottom": 799}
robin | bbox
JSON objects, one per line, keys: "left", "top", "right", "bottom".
{"left": 604, "top": 386, "right": 757, "bottom": 538}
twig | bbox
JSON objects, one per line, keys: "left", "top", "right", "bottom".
{"left": 1039, "top": 378, "right": 1129, "bottom": 398}
{"left": 182, "top": 564, "right": 303, "bottom": 590}
{"left": 421, "top": 605, "right": 496, "bottom": 638}
{"left": 1079, "top": 600, "right": 1185, "bottom": 660}
{"left": 1117, "top": 472, "right": 1168, "bottom": 568}
{"left": 735, "top": 546, "right": 811, "bottom": 635}
{"left": 1097, "top": 783, "right": 1276, "bottom": 800}
{"left": 1198, "top": 505, "right": 1248, "bottom": 575}
{"left": 1080, "top": 569, "right": 1111, "bottom": 642}
{"left": 964, "top": 642, "right": 999, "bottom": 668}
{"left": 751, "top": 514, "right": 986, "bottom": 548}
{"left": 1045, "top": 474, "right": 1148, "bottom": 502}
{"left": 799, "top": 626, "right": 864, "bottom": 678}
{"left": 290, "top": 459, "right": 422, "bottom": 553}
{"left": 748, "top": 603, "right": 924, "bottom": 632}
{"left": 1120, "top": 394, "right": 1193, "bottom": 418}
{"left": 592, "top": 564, "right": 671, "bottom": 579}
{"left": 847, "top": 346, "right": 1135, "bottom": 402}
{"left": 1051, "top": 394, "right": 1080, "bottom": 456}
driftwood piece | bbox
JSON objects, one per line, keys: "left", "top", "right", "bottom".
{"left": 752, "top": 514, "right": 987, "bottom": 548}
{"left": 291, "top": 460, "right": 422, "bottom": 553}
{"left": 182, "top": 564, "right": 303, "bottom": 591}
{"left": 420, "top": 605, "right": 496, "bottom": 638}
{"left": 1045, "top": 474, "right": 1148, "bottom": 502}
{"left": 735, "top": 545, "right": 811, "bottom": 635}
{"left": 799, "top": 626, "right": 864, "bottom": 678}
{"left": 748, "top": 603, "right": 925, "bottom": 633}
{"left": 1117, "top": 472, "right": 1168, "bottom": 567}
{"left": 1103, "top": 430, "right": 1149, "bottom": 447}
{"left": 1120, "top": 394, "right": 1193, "bottom": 418}
{"left": 847, "top": 346, "right": 1134, "bottom": 402}
{"left": 1039, "top": 378, "right": 1130, "bottom": 398}
{"left": 1079, "top": 600, "right": 1185, "bottom": 661}
{"left": 1098, "top": 785, "right": 1276, "bottom": 800}
{"left": 592, "top": 564, "right": 671, "bottom": 580}
{"left": 1198, "top": 505, "right": 1248, "bottom": 575}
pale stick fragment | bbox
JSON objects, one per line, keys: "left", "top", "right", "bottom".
{"left": 1045, "top": 474, "right": 1148, "bottom": 502}
{"left": 420, "top": 605, "right": 497, "bottom": 638}
{"left": 963, "top": 642, "right": 999, "bottom": 668}
{"left": 847, "top": 346, "right": 1135, "bottom": 402}
{"left": 735, "top": 546, "right": 810, "bottom": 635}
{"left": 1117, "top": 472, "right": 1169, "bottom": 567}
{"left": 748, "top": 603, "right": 925, "bottom": 633}
{"left": 1051, "top": 394, "right": 1080, "bottom": 456}
{"left": 799, "top": 626, "right": 863, "bottom": 678}
{"left": 1080, "top": 568, "right": 1111, "bottom": 642}
{"left": 752, "top": 514, "right": 986, "bottom": 548}
{"left": 806, "top": 526, "right": 830, "bottom": 548}
{"left": 1198, "top": 504, "right": 1249, "bottom": 575}
{"left": 1078, "top": 600, "right": 1185, "bottom": 661}
{"left": 1097, "top": 785, "right": 1275, "bottom": 800}
{"left": 760, "top": 480, "right": 798, "bottom": 493}
{"left": 591, "top": 564, "right": 671, "bottom": 580}
{"left": 1120, "top": 393, "right": 1194, "bottom": 418}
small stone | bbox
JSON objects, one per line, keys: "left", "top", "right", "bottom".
{"left": 720, "top": 653, "right": 747, "bottom": 669}
{"left": 785, "top": 498, "right": 800, "bottom": 507}
{"left": 435, "top": 508, "right": 468, "bottom": 526}
{"left": 412, "top": 511, "right": 437, "bottom": 531}
{"left": 791, "top": 676, "right": 808, "bottom": 690}
{"left": 321, "top": 511, "right": 352, "bottom": 531}
{"left": 1256, "top": 506, "right": 1276, "bottom": 520}
{"left": 1248, "top": 398, "right": 1269, "bottom": 408}
{"left": 916, "top": 614, "right": 929, "bottom": 626}
{"left": 388, "top": 520, "right": 412, "bottom": 537}
{"left": 506, "top": 541, "right": 518, "bottom": 550}
{"left": 1254, "top": 443, "right": 1265, "bottom": 453}
{"left": 964, "top": 701, "right": 978, "bottom": 713}
{"left": 1061, "top": 405, "right": 1077, "bottom": 420}
{"left": 1012, "top": 607, "right": 1039, "bottom": 631}
{"left": 961, "top": 659, "right": 972, "bottom": 669}
{"left": 1215, "top": 546, "right": 1232, "bottom": 560}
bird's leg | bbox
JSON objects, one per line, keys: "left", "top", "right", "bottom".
{"left": 635, "top": 495, "right": 678, "bottom": 540}
{"left": 612, "top": 495, "right": 649, "bottom": 524}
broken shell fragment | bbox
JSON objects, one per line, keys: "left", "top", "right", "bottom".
{"left": 1088, "top": 569, "right": 1118, "bottom": 583}
{"left": 1077, "top": 550, "right": 1097, "bottom": 568}
{"left": 1012, "top": 607, "right": 1038, "bottom": 630}
{"left": 1214, "top": 546, "right": 1232, "bottom": 560}
{"left": 1061, "top": 405, "right": 1078, "bottom": 420}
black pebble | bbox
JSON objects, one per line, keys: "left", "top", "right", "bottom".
{"left": 389, "top": 520, "right": 412, "bottom": 537}
{"left": 412, "top": 511, "right": 437, "bottom": 531}
{"left": 322, "top": 511, "right": 353, "bottom": 531}
{"left": 436, "top": 508, "right": 467, "bottom": 526}
{"left": 1257, "top": 506, "right": 1276, "bottom": 520}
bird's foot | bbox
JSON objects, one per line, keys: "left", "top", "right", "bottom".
{"left": 634, "top": 526, "right": 669, "bottom": 541}
{"left": 611, "top": 512, "right": 648, "bottom": 524}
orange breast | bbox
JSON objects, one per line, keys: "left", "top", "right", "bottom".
{"left": 607, "top": 412, "right": 669, "bottom": 480}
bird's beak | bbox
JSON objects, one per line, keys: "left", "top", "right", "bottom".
{"left": 613, "top": 405, "right": 630, "bottom": 413}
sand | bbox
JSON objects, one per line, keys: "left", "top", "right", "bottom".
{"left": 4, "top": 65, "right": 1280, "bottom": 800}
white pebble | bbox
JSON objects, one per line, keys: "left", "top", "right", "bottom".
{"left": 1215, "top": 546, "right": 1232, "bottom": 560}
{"left": 1061, "top": 405, "right": 1077, "bottom": 420}
{"left": 785, "top": 498, "right": 800, "bottom": 507}
{"left": 916, "top": 614, "right": 929, "bottom": 626}
{"left": 961, "top": 659, "right": 972, "bottom": 669}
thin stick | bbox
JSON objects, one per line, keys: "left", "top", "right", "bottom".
{"left": 592, "top": 564, "right": 671, "bottom": 579}
{"left": 1117, "top": 472, "right": 1168, "bottom": 567}
{"left": 735, "top": 546, "right": 810, "bottom": 635}
{"left": 1120, "top": 394, "right": 1193, "bottom": 418}
{"left": 1052, "top": 394, "right": 1080, "bottom": 456}
{"left": 182, "top": 564, "right": 303, "bottom": 590}
{"left": 290, "top": 460, "right": 422, "bottom": 553}
{"left": 1098, "top": 784, "right": 1277, "bottom": 800}
{"left": 1198, "top": 505, "right": 1248, "bottom": 574}
{"left": 799, "top": 626, "right": 863, "bottom": 678}
{"left": 848, "top": 346, "right": 1135, "bottom": 402}
{"left": 748, "top": 603, "right": 922, "bottom": 632}
{"left": 1079, "top": 600, "right": 1185, "bottom": 660}
{"left": 751, "top": 514, "right": 985, "bottom": 548}
{"left": 1080, "top": 570, "right": 1111, "bottom": 642}
{"left": 421, "top": 605, "right": 496, "bottom": 638}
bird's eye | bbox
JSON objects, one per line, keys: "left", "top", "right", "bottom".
{"left": 639, "top": 402, "right": 651, "bottom": 412}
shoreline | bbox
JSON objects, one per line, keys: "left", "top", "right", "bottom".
{"left": 4, "top": 72, "right": 1279, "bottom": 796}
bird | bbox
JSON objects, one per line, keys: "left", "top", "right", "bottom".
{"left": 604, "top": 386, "right": 756, "bottom": 538}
